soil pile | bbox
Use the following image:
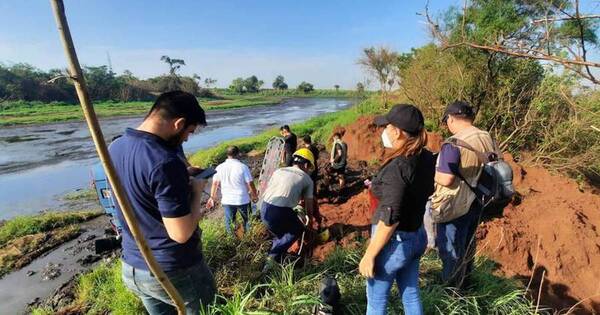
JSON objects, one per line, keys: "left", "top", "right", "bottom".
{"left": 312, "top": 191, "right": 372, "bottom": 261}
{"left": 478, "top": 156, "right": 600, "bottom": 313}
{"left": 337, "top": 115, "right": 443, "bottom": 164}
{"left": 323, "top": 117, "right": 600, "bottom": 313}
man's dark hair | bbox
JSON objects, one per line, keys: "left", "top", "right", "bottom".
{"left": 280, "top": 125, "right": 291, "bottom": 132}
{"left": 302, "top": 135, "right": 312, "bottom": 144}
{"left": 226, "top": 145, "right": 240, "bottom": 158}
{"left": 147, "top": 91, "right": 206, "bottom": 127}
{"left": 333, "top": 132, "right": 342, "bottom": 139}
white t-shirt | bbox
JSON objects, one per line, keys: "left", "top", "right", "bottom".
{"left": 214, "top": 158, "right": 253, "bottom": 206}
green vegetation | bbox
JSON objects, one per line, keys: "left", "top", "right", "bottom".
{"left": 62, "top": 189, "right": 98, "bottom": 203}
{"left": 0, "top": 89, "right": 360, "bottom": 126}
{"left": 189, "top": 97, "right": 381, "bottom": 167}
{"left": 35, "top": 216, "right": 537, "bottom": 314}
{"left": 356, "top": 1, "right": 600, "bottom": 180}
{"left": 0, "top": 211, "right": 100, "bottom": 247}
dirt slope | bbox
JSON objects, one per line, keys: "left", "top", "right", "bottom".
{"left": 478, "top": 157, "right": 600, "bottom": 313}
{"left": 322, "top": 116, "right": 600, "bottom": 313}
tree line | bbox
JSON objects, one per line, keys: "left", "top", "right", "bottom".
{"left": 0, "top": 55, "right": 352, "bottom": 104}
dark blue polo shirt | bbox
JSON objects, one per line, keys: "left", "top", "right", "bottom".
{"left": 109, "top": 128, "right": 203, "bottom": 271}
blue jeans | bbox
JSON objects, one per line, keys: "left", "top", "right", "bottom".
{"left": 260, "top": 202, "right": 304, "bottom": 261}
{"left": 121, "top": 260, "right": 216, "bottom": 315}
{"left": 223, "top": 203, "right": 250, "bottom": 235}
{"left": 436, "top": 201, "right": 482, "bottom": 287}
{"left": 366, "top": 225, "right": 427, "bottom": 315}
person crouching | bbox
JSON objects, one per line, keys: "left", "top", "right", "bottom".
{"left": 260, "top": 148, "right": 316, "bottom": 267}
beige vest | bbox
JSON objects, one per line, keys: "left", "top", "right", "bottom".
{"left": 430, "top": 126, "right": 495, "bottom": 223}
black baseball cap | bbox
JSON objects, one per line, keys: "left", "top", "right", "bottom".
{"left": 442, "top": 101, "right": 475, "bottom": 123}
{"left": 374, "top": 104, "right": 424, "bottom": 135}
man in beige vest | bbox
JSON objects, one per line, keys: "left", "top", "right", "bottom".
{"left": 433, "top": 101, "right": 495, "bottom": 288}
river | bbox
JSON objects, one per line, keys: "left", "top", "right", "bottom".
{"left": 0, "top": 97, "right": 354, "bottom": 220}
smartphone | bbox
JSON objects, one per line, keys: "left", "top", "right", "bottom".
{"left": 194, "top": 167, "right": 217, "bottom": 179}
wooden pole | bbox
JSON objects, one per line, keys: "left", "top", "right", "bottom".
{"left": 49, "top": 1, "right": 186, "bottom": 313}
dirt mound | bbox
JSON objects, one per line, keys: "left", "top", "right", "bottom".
{"left": 478, "top": 156, "right": 600, "bottom": 313}
{"left": 312, "top": 191, "right": 372, "bottom": 261}
{"left": 339, "top": 115, "right": 443, "bottom": 165}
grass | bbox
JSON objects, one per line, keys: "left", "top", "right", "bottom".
{"left": 188, "top": 96, "right": 383, "bottom": 168}
{"left": 62, "top": 189, "right": 98, "bottom": 202}
{"left": 0, "top": 90, "right": 360, "bottom": 126}
{"left": 0, "top": 210, "right": 100, "bottom": 248}
{"left": 37, "top": 216, "right": 539, "bottom": 314}
{"left": 31, "top": 97, "right": 538, "bottom": 313}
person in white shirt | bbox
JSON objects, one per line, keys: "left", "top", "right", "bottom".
{"left": 206, "top": 146, "right": 258, "bottom": 235}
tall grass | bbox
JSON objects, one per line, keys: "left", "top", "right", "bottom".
{"left": 36, "top": 215, "right": 540, "bottom": 314}
{"left": 74, "top": 261, "right": 145, "bottom": 315}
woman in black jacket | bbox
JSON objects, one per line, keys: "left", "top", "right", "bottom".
{"left": 359, "top": 104, "right": 435, "bottom": 315}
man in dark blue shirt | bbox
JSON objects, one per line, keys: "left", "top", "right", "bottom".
{"left": 110, "top": 91, "right": 215, "bottom": 314}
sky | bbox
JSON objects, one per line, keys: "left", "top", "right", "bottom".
{"left": 0, "top": 1, "right": 598, "bottom": 89}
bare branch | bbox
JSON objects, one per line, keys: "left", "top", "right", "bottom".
{"left": 445, "top": 41, "right": 600, "bottom": 68}
{"left": 532, "top": 14, "right": 600, "bottom": 24}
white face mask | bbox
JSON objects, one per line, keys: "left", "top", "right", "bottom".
{"left": 381, "top": 129, "right": 393, "bottom": 148}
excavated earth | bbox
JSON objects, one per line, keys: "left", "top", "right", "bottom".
{"left": 304, "top": 116, "right": 600, "bottom": 314}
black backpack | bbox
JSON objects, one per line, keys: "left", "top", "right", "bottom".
{"left": 445, "top": 138, "right": 515, "bottom": 215}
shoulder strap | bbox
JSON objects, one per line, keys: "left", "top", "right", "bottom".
{"left": 444, "top": 138, "right": 490, "bottom": 163}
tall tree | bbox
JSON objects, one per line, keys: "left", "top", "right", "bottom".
{"left": 160, "top": 55, "right": 186, "bottom": 76}
{"left": 204, "top": 78, "right": 217, "bottom": 89}
{"left": 357, "top": 47, "right": 399, "bottom": 107}
{"left": 229, "top": 77, "right": 246, "bottom": 94}
{"left": 297, "top": 81, "right": 314, "bottom": 93}
{"left": 426, "top": 0, "right": 600, "bottom": 84}
{"left": 273, "top": 75, "right": 288, "bottom": 90}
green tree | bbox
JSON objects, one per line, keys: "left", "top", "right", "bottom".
{"left": 229, "top": 77, "right": 246, "bottom": 94}
{"left": 358, "top": 47, "right": 399, "bottom": 107}
{"left": 356, "top": 82, "right": 365, "bottom": 94}
{"left": 297, "top": 81, "right": 314, "bottom": 93}
{"left": 204, "top": 78, "right": 217, "bottom": 89}
{"left": 272, "top": 75, "right": 288, "bottom": 90}
{"left": 428, "top": 0, "right": 600, "bottom": 84}
{"left": 243, "top": 75, "right": 263, "bottom": 93}
{"left": 334, "top": 84, "right": 340, "bottom": 92}
{"left": 160, "top": 55, "right": 186, "bottom": 76}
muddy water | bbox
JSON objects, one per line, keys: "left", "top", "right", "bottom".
{"left": 0, "top": 216, "right": 110, "bottom": 314}
{"left": 0, "top": 98, "right": 354, "bottom": 219}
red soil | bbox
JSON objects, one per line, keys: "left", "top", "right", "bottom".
{"left": 312, "top": 191, "right": 372, "bottom": 261}
{"left": 336, "top": 115, "right": 443, "bottom": 165}
{"left": 316, "top": 116, "right": 600, "bottom": 313}
{"left": 478, "top": 156, "right": 600, "bottom": 313}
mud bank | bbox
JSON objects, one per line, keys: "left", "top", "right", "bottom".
{"left": 321, "top": 115, "right": 600, "bottom": 313}
{"left": 0, "top": 216, "right": 115, "bottom": 314}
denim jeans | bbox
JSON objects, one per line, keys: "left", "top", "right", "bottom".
{"left": 366, "top": 225, "right": 427, "bottom": 315}
{"left": 260, "top": 202, "right": 304, "bottom": 261}
{"left": 223, "top": 203, "right": 250, "bottom": 235}
{"left": 121, "top": 260, "right": 216, "bottom": 315}
{"left": 436, "top": 201, "right": 482, "bottom": 287}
